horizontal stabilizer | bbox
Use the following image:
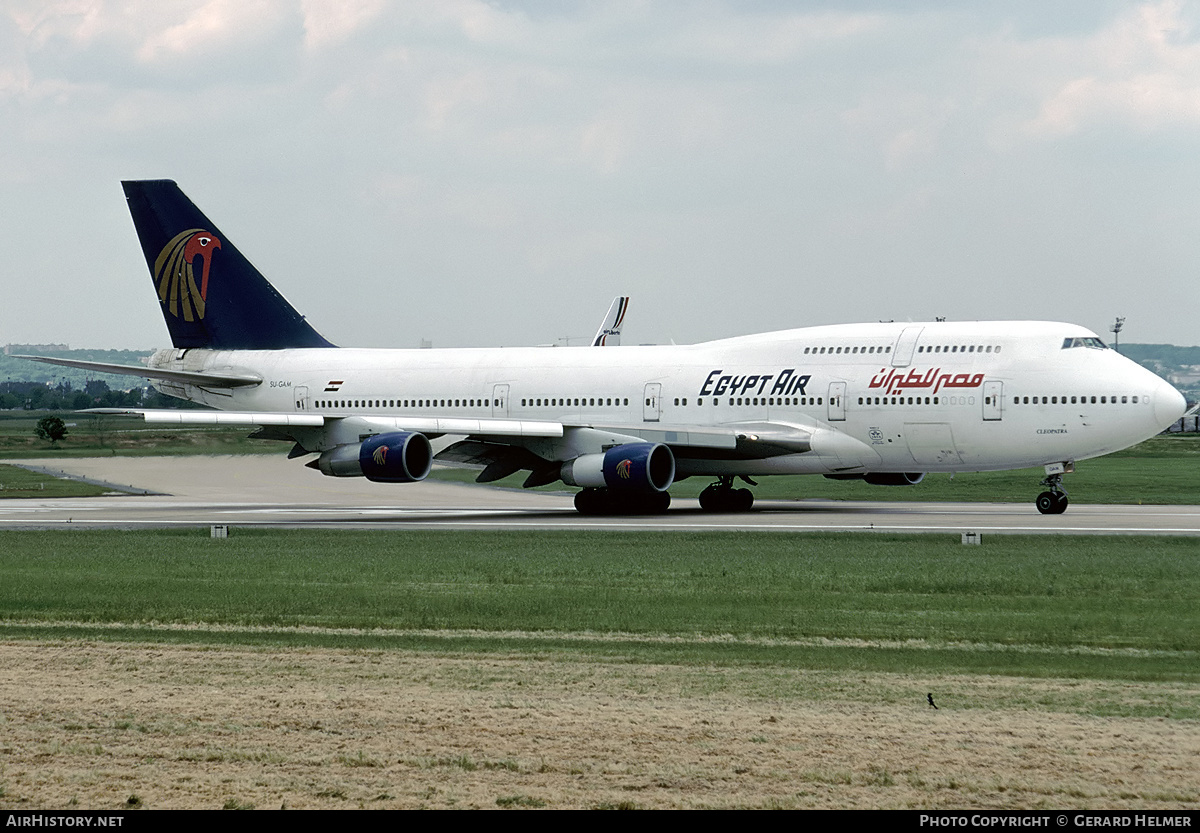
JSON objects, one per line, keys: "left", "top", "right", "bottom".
{"left": 17, "top": 355, "right": 261, "bottom": 388}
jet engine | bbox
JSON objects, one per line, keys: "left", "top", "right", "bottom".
{"left": 311, "top": 432, "right": 433, "bottom": 483}
{"left": 561, "top": 442, "right": 675, "bottom": 494}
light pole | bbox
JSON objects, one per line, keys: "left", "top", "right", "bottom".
{"left": 1109, "top": 317, "right": 1125, "bottom": 354}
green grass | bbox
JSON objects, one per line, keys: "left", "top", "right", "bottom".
{"left": 0, "top": 530, "right": 1196, "bottom": 682}
{"left": 433, "top": 434, "right": 1200, "bottom": 505}
{"left": 0, "top": 413, "right": 280, "bottom": 459}
{"left": 0, "top": 464, "right": 109, "bottom": 498}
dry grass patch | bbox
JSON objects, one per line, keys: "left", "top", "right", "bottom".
{"left": 0, "top": 640, "right": 1197, "bottom": 809}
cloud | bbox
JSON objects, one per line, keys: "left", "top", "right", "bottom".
{"left": 1022, "top": 0, "right": 1200, "bottom": 137}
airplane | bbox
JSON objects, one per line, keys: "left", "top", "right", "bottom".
{"left": 22, "top": 180, "right": 1188, "bottom": 516}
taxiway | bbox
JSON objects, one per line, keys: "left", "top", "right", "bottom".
{"left": 2, "top": 456, "right": 1198, "bottom": 535}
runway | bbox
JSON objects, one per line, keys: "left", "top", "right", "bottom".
{"left": 3, "top": 455, "right": 1199, "bottom": 534}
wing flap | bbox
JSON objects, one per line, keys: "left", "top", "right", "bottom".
{"left": 585, "top": 420, "right": 812, "bottom": 457}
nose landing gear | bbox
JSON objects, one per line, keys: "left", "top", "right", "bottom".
{"left": 1035, "top": 463, "right": 1072, "bottom": 515}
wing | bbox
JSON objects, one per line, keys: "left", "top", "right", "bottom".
{"left": 84, "top": 408, "right": 565, "bottom": 438}
{"left": 86, "top": 408, "right": 815, "bottom": 474}
{"left": 436, "top": 418, "right": 818, "bottom": 487}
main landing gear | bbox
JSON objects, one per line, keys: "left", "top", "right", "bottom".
{"left": 1035, "top": 464, "right": 1071, "bottom": 515}
{"left": 698, "top": 476, "right": 755, "bottom": 512}
{"left": 574, "top": 488, "right": 671, "bottom": 515}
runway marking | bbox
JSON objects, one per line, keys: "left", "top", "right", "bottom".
{"left": 2, "top": 518, "right": 1197, "bottom": 535}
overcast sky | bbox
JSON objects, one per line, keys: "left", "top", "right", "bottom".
{"left": 3, "top": 0, "right": 1200, "bottom": 350}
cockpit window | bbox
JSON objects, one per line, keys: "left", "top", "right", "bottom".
{"left": 1061, "top": 337, "right": 1108, "bottom": 350}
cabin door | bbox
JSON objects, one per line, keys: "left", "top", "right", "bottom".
{"left": 643, "top": 383, "right": 662, "bottom": 422}
{"left": 982, "top": 381, "right": 1003, "bottom": 421}
{"left": 827, "top": 381, "right": 846, "bottom": 421}
{"left": 294, "top": 386, "right": 309, "bottom": 411}
{"left": 491, "top": 384, "right": 510, "bottom": 418}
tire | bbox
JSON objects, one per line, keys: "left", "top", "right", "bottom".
{"left": 574, "top": 488, "right": 606, "bottom": 515}
{"left": 647, "top": 490, "right": 671, "bottom": 514}
{"left": 1035, "top": 491, "right": 1057, "bottom": 515}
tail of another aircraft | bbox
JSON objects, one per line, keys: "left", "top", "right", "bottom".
{"left": 122, "top": 180, "right": 334, "bottom": 350}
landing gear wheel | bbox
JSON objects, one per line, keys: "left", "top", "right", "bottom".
{"left": 1036, "top": 467, "right": 1071, "bottom": 515}
{"left": 647, "top": 490, "right": 671, "bottom": 514}
{"left": 698, "top": 479, "right": 755, "bottom": 513}
{"left": 574, "top": 488, "right": 671, "bottom": 515}
{"left": 699, "top": 484, "right": 723, "bottom": 512}
{"left": 1035, "top": 491, "right": 1069, "bottom": 515}
{"left": 1035, "top": 491, "right": 1056, "bottom": 515}
{"left": 574, "top": 488, "right": 608, "bottom": 515}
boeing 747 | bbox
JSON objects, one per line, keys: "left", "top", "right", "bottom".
{"left": 23, "top": 181, "right": 1188, "bottom": 515}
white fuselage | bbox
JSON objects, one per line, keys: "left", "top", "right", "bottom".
{"left": 150, "top": 320, "right": 1185, "bottom": 478}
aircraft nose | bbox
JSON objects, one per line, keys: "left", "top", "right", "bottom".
{"left": 1152, "top": 378, "right": 1187, "bottom": 430}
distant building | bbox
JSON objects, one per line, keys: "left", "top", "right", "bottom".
{"left": 1169, "top": 366, "right": 1200, "bottom": 387}
{"left": 4, "top": 343, "right": 70, "bottom": 355}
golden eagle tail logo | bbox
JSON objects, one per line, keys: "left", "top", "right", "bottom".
{"left": 372, "top": 446, "right": 388, "bottom": 466}
{"left": 153, "top": 229, "right": 222, "bottom": 321}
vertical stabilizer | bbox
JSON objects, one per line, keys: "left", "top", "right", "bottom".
{"left": 122, "top": 180, "right": 335, "bottom": 349}
{"left": 592, "top": 296, "right": 629, "bottom": 346}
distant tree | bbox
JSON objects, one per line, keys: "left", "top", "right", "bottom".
{"left": 35, "top": 416, "right": 68, "bottom": 446}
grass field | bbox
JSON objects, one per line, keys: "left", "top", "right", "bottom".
{"left": 1, "top": 529, "right": 1196, "bottom": 686}
{"left": 0, "top": 464, "right": 109, "bottom": 498}
{"left": 0, "top": 413, "right": 279, "bottom": 459}
{"left": 1, "top": 530, "right": 1197, "bottom": 809}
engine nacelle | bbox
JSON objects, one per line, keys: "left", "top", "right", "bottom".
{"left": 561, "top": 442, "right": 675, "bottom": 493}
{"left": 863, "top": 472, "right": 925, "bottom": 486}
{"left": 313, "top": 432, "right": 433, "bottom": 483}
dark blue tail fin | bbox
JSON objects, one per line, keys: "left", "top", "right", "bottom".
{"left": 122, "top": 180, "right": 335, "bottom": 350}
